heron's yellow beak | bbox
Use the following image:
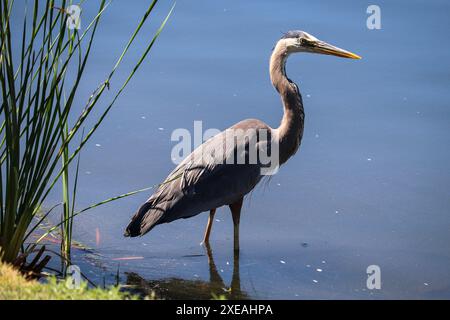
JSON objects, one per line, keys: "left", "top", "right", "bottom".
{"left": 313, "top": 41, "right": 361, "bottom": 59}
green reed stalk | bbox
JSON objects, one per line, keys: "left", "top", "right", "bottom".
{"left": 0, "top": 0, "right": 174, "bottom": 265}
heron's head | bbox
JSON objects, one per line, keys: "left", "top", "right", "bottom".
{"left": 278, "top": 30, "right": 361, "bottom": 59}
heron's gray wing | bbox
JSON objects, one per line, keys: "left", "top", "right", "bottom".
{"left": 125, "top": 119, "right": 272, "bottom": 237}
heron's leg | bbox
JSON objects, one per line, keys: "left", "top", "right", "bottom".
{"left": 230, "top": 246, "right": 242, "bottom": 297}
{"left": 229, "top": 198, "right": 243, "bottom": 253}
{"left": 202, "top": 209, "right": 216, "bottom": 245}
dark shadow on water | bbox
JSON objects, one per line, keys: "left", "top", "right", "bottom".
{"left": 125, "top": 244, "right": 248, "bottom": 300}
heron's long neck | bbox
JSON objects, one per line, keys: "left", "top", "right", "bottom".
{"left": 270, "top": 42, "right": 305, "bottom": 165}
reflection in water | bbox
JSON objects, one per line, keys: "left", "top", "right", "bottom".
{"left": 125, "top": 244, "right": 248, "bottom": 300}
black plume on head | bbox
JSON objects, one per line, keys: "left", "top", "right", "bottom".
{"left": 281, "top": 30, "right": 305, "bottom": 39}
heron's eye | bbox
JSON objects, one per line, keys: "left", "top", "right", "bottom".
{"left": 301, "top": 38, "right": 314, "bottom": 47}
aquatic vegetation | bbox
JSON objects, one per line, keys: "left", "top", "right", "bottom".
{"left": 0, "top": 0, "right": 174, "bottom": 270}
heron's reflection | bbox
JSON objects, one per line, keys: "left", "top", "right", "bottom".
{"left": 125, "top": 244, "right": 248, "bottom": 299}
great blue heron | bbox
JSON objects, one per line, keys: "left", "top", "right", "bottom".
{"left": 124, "top": 30, "right": 360, "bottom": 252}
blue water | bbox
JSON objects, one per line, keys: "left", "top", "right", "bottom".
{"left": 13, "top": 0, "right": 450, "bottom": 298}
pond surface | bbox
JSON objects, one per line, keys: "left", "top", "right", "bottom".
{"left": 31, "top": 0, "right": 450, "bottom": 299}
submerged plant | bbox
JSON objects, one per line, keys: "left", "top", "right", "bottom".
{"left": 0, "top": 0, "right": 174, "bottom": 268}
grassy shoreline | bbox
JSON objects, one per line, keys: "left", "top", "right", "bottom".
{"left": 0, "top": 262, "right": 136, "bottom": 300}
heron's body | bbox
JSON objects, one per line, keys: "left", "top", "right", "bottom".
{"left": 132, "top": 119, "right": 270, "bottom": 231}
{"left": 125, "top": 30, "right": 360, "bottom": 251}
